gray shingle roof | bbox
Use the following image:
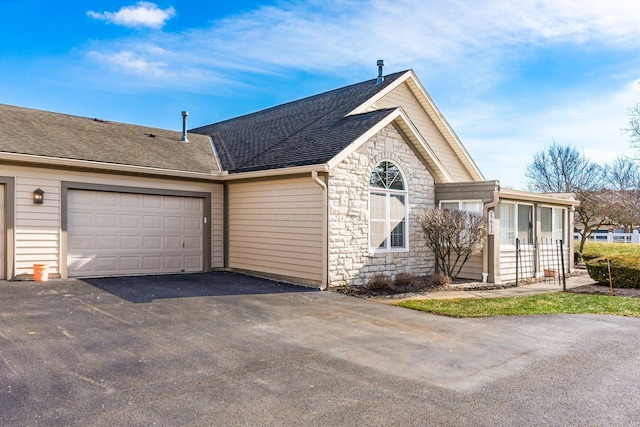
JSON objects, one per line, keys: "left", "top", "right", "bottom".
{"left": 191, "top": 71, "right": 408, "bottom": 173}
{"left": 0, "top": 103, "right": 219, "bottom": 174}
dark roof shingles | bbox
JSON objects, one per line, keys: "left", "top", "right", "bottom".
{"left": 191, "top": 71, "right": 408, "bottom": 173}
{"left": 0, "top": 104, "right": 219, "bottom": 174}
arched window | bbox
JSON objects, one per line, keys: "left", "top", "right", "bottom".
{"left": 369, "top": 161, "right": 408, "bottom": 251}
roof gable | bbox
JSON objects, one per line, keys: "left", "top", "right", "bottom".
{"left": 0, "top": 104, "right": 220, "bottom": 175}
{"left": 349, "top": 70, "right": 485, "bottom": 182}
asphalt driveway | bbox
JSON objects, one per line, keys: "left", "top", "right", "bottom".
{"left": 1, "top": 272, "right": 639, "bottom": 426}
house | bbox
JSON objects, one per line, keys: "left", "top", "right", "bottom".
{"left": 0, "top": 64, "right": 578, "bottom": 287}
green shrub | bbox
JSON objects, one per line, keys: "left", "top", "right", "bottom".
{"left": 585, "top": 256, "right": 640, "bottom": 288}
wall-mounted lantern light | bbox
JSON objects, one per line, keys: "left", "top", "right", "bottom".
{"left": 33, "top": 188, "right": 44, "bottom": 204}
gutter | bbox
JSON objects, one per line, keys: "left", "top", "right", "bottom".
{"left": 312, "top": 171, "right": 329, "bottom": 290}
{"left": 0, "top": 152, "right": 224, "bottom": 181}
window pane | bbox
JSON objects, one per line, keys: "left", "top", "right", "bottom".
{"left": 370, "top": 193, "right": 386, "bottom": 220}
{"left": 390, "top": 220, "right": 405, "bottom": 247}
{"left": 389, "top": 195, "right": 406, "bottom": 248}
{"left": 540, "top": 207, "right": 552, "bottom": 242}
{"left": 441, "top": 202, "right": 459, "bottom": 210}
{"left": 553, "top": 208, "right": 565, "bottom": 241}
{"left": 517, "top": 205, "right": 533, "bottom": 244}
{"left": 500, "top": 203, "right": 515, "bottom": 246}
{"left": 369, "top": 161, "right": 405, "bottom": 190}
{"left": 370, "top": 220, "right": 387, "bottom": 249}
{"left": 461, "top": 201, "right": 483, "bottom": 213}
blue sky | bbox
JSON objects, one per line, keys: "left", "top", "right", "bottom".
{"left": 1, "top": 0, "right": 639, "bottom": 189}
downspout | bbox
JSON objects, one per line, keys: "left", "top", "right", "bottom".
{"left": 312, "top": 171, "right": 329, "bottom": 290}
{"left": 482, "top": 190, "right": 500, "bottom": 283}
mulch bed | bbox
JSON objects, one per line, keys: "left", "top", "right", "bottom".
{"left": 568, "top": 284, "right": 640, "bottom": 298}
{"left": 333, "top": 274, "right": 640, "bottom": 299}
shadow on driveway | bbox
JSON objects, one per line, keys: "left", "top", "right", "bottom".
{"left": 82, "top": 271, "right": 315, "bottom": 303}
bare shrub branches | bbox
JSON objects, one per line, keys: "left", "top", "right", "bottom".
{"left": 418, "top": 208, "right": 487, "bottom": 279}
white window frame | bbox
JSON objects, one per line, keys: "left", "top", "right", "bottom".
{"left": 500, "top": 202, "right": 535, "bottom": 248}
{"left": 439, "top": 200, "right": 484, "bottom": 213}
{"left": 369, "top": 161, "right": 409, "bottom": 253}
{"left": 540, "top": 205, "right": 567, "bottom": 244}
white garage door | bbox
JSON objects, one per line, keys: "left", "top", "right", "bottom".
{"left": 0, "top": 185, "right": 4, "bottom": 280}
{"left": 68, "top": 190, "right": 203, "bottom": 277}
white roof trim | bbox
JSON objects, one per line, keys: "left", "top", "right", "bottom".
{"left": 0, "top": 152, "right": 223, "bottom": 180}
{"left": 220, "top": 163, "right": 330, "bottom": 181}
{"left": 499, "top": 188, "right": 580, "bottom": 207}
{"left": 327, "top": 108, "right": 453, "bottom": 183}
{"left": 348, "top": 70, "right": 485, "bottom": 182}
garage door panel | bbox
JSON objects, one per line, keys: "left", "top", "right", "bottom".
{"left": 144, "top": 216, "right": 162, "bottom": 229}
{"left": 96, "top": 192, "right": 118, "bottom": 206}
{"left": 121, "top": 257, "right": 140, "bottom": 270}
{"left": 120, "top": 193, "right": 141, "bottom": 207}
{"left": 184, "top": 236, "right": 201, "bottom": 249}
{"left": 120, "top": 215, "right": 140, "bottom": 228}
{"left": 143, "top": 236, "right": 162, "bottom": 249}
{"left": 164, "top": 256, "right": 181, "bottom": 269}
{"left": 96, "top": 213, "right": 117, "bottom": 227}
{"left": 96, "top": 236, "right": 117, "bottom": 249}
{"left": 68, "top": 190, "right": 204, "bottom": 277}
{"left": 164, "top": 197, "right": 181, "bottom": 209}
{"left": 143, "top": 195, "right": 162, "bottom": 209}
{"left": 97, "top": 257, "right": 117, "bottom": 271}
{"left": 70, "top": 212, "right": 93, "bottom": 227}
{"left": 164, "top": 216, "right": 182, "bottom": 229}
{"left": 164, "top": 236, "right": 181, "bottom": 249}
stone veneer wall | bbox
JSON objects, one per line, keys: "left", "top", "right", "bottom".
{"left": 327, "top": 124, "right": 435, "bottom": 287}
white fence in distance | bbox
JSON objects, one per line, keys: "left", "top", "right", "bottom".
{"left": 574, "top": 230, "right": 640, "bottom": 244}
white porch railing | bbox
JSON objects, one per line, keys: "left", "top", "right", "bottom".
{"left": 574, "top": 230, "right": 640, "bottom": 244}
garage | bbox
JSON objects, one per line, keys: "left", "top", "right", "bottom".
{"left": 0, "top": 184, "right": 4, "bottom": 280}
{"left": 67, "top": 189, "right": 206, "bottom": 278}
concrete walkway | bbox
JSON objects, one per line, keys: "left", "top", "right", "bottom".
{"left": 376, "top": 272, "right": 597, "bottom": 303}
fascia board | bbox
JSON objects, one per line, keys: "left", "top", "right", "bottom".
{"left": 327, "top": 108, "right": 453, "bottom": 183}
{"left": 220, "top": 163, "right": 330, "bottom": 181}
{"left": 404, "top": 73, "right": 486, "bottom": 181}
{"left": 499, "top": 188, "right": 581, "bottom": 207}
{"left": 346, "top": 71, "right": 413, "bottom": 116}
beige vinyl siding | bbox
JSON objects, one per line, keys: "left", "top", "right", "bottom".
{"left": 212, "top": 189, "right": 224, "bottom": 268}
{"left": 454, "top": 253, "right": 483, "bottom": 281}
{"left": 373, "top": 82, "right": 475, "bottom": 182}
{"left": 499, "top": 249, "right": 518, "bottom": 282}
{"left": 228, "top": 177, "right": 323, "bottom": 284}
{"left": 1, "top": 164, "right": 221, "bottom": 278}
{"left": 0, "top": 184, "right": 4, "bottom": 279}
{"left": 15, "top": 174, "right": 60, "bottom": 273}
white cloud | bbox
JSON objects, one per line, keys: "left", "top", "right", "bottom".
{"left": 88, "top": 2, "right": 175, "bottom": 29}
{"left": 78, "top": 0, "right": 640, "bottom": 189}
{"left": 88, "top": 50, "right": 167, "bottom": 76}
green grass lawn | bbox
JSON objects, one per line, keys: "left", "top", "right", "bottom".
{"left": 581, "top": 241, "right": 640, "bottom": 258}
{"left": 396, "top": 293, "right": 640, "bottom": 318}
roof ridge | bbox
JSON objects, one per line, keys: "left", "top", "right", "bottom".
{"left": 191, "top": 70, "right": 410, "bottom": 131}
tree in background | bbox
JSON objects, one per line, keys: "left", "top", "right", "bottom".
{"left": 625, "top": 103, "right": 640, "bottom": 150}
{"left": 602, "top": 156, "right": 640, "bottom": 232}
{"left": 418, "top": 208, "right": 486, "bottom": 279}
{"left": 524, "top": 142, "right": 601, "bottom": 193}
{"left": 525, "top": 144, "right": 640, "bottom": 257}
